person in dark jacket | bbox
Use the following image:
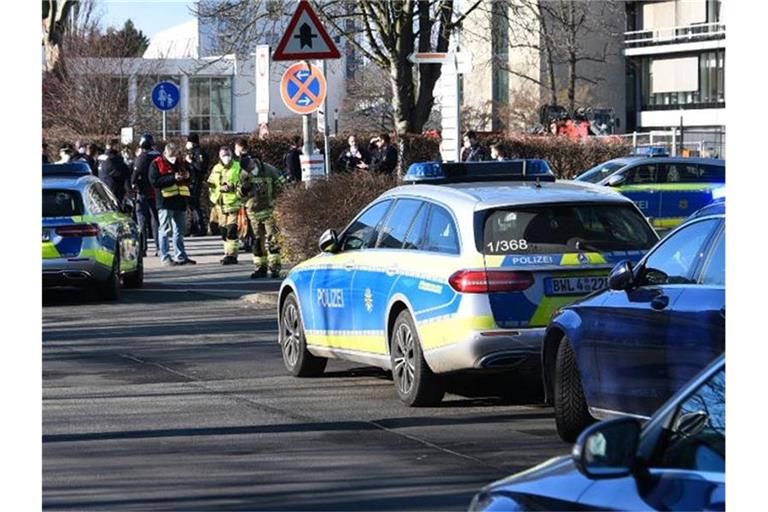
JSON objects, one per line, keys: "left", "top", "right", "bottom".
{"left": 361, "top": 133, "right": 398, "bottom": 175}
{"left": 184, "top": 133, "right": 208, "bottom": 236}
{"left": 131, "top": 134, "right": 161, "bottom": 257}
{"left": 73, "top": 141, "right": 96, "bottom": 175}
{"left": 148, "top": 142, "right": 196, "bottom": 266}
{"left": 97, "top": 138, "right": 131, "bottom": 203}
{"left": 460, "top": 130, "right": 488, "bottom": 162}
{"left": 281, "top": 135, "right": 302, "bottom": 182}
{"left": 43, "top": 141, "right": 50, "bottom": 164}
{"left": 337, "top": 135, "right": 369, "bottom": 172}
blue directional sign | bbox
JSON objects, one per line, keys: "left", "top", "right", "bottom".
{"left": 152, "top": 81, "right": 180, "bottom": 111}
{"left": 280, "top": 63, "right": 327, "bottom": 115}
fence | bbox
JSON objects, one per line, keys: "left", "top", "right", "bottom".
{"left": 607, "top": 128, "right": 725, "bottom": 159}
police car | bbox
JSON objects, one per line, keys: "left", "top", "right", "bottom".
{"left": 277, "top": 160, "right": 659, "bottom": 405}
{"left": 575, "top": 156, "right": 725, "bottom": 232}
{"left": 43, "top": 162, "right": 143, "bottom": 300}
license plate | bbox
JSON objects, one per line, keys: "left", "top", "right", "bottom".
{"left": 545, "top": 276, "right": 608, "bottom": 296}
{"left": 42, "top": 229, "right": 51, "bottom": 242}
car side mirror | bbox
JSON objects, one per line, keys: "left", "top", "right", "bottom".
{"left": 607, "top": 174, "right": 625, "bottom": 187}
{"left": 319, "top": 229, "right": 339, "bottom": 253}
{"left": 608, "top": 260, "right": 634, "bottom": 291}
{"left": 573, "top": 417, "right": 641, "bottom": 479}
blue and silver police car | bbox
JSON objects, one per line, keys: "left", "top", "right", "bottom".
{"left": 278, "top": 161, "right": 659, "bottom": 405}
{"left": 575, "top": 156, "right": 725, "bottom": 232}
{"left": 43, "top": 162, "right": 143, "bottom": 300}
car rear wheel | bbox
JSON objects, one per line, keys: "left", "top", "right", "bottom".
{"left": 97, "top": 250, "right": 120, "bottom": 301}
{"left": 281, "top": 293, "right": 326, "bottom": 377}
{"left": 122, "top": 250, "right": 144, "bottom": 289}
{"left": 554, "top": 336, "right": 594, "bottom": 442}
{"left": 390, "top": 309, "right": 445, "bottom": 406}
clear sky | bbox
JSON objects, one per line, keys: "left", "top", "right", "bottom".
{"left": 99, "top": 0, "right": 196, "bottom": 38}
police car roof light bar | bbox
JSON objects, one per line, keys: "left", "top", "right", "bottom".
{"left": 404, "top": 160, "right": 556, "bottom": 185}
{"left": 42, "top": 162, "right": 92, "bottom": 177}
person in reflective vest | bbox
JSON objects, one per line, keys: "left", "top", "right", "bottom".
{"left": 241, "top": 154, "right": 285, "bottom": 279}
{"left": 208, "top": 146, "right": 244, "bottom": 265}
{"left": 148, "top": 142, "right": 195, "bottom": 266}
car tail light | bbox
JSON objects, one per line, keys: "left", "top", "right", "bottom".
{"left": 449, "top": 270, "right": 534, "bottom": 293}
{"left": 55, "top": 224, "right": 100, "bottom": 237}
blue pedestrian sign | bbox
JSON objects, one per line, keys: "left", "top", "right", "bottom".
{"left": 152, "top": 81, "right": 180, "bottom": 111}
{"left": 280, "top": 62, "right": 327, "bottom": 115}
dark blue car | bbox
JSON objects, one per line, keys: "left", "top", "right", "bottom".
{"left": 542, "top": 202, "right": 725, "bottom": 441}
{"left": 470, "top": 355, "right": 724, "bottom": 511}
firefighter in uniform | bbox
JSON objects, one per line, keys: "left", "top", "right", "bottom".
{"left": 241, "top": 155, "right": 284, "bottom": 279}
{"left": 208, "top": 146, "right": 244, "bottom": 265}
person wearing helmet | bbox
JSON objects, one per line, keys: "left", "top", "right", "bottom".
{"left": 131, "top": 134, "right": 161, "bottom": 257}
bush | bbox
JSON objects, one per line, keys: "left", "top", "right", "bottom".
{"left": 274, "top": 171, "right": 398, "bottom": 262}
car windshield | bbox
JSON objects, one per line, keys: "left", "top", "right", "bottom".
{"left": 576, "top": 161, "right": 626, "bottom": 184}
{"left": 43, "top": 189, "right": 84, "bottom": 218}
{"left": 483, "top": 203, "right": 658, "bottom": 254}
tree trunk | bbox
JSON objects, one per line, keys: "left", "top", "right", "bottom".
{"left": 539, "top": 3, "right": 558, "bottom": 105}
{"left": 567, "top": 0, "right": 576, "bottom": 111}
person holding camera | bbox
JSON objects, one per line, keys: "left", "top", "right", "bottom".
{"left": 149, "top": 142, "right": 196, "bottom": 266}
{"left": 208, "top": 146, "right": 245, "bottom": 265}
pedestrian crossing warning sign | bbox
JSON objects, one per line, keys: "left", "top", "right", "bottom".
{"left": 273, "top": 1, "right": 341, "bottom": 61}
{"left": 280, "top": 62, "right": 327, "bottom": 115}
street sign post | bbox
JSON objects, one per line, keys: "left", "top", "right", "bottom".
{"left": 280, "top": 62, "right": 327, "bottom": 115}
{"left": 151, "top": 81, "right": 180, "bottom": 141}
{"left": 256, "top": 45, "right": 271, "bottom": 125}
{"left": 408, "top": 52, "right": 473, "bottom": 162}
{"left": 272, "top": 1, "right": 341, "bottom": 61}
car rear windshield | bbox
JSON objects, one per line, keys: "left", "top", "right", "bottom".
{"left": 43, "top": 189, "right": 84, "bottom": 218}
{"left": 576, "top": 161, "right": 625, "bottom": 184}
{"left": 482, "top": 203, "right": 658, "bottom": 254}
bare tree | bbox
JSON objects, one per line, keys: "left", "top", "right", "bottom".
{"left": 42, "top": 0, "right": 80, "bottom": 73}
{"left": 195, "top": 0, "right": 483, "bottom": 135}
{"left": 339, "top": 63, "right": 394, "bottom": 134}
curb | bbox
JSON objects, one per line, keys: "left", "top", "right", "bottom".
{"left": 242, "top": 291, "right": 279, "bottom": 307}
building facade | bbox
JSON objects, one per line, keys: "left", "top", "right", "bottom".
{"left": 624, "top": 0, "right": 725, "bottom": 151}
{"left": 460, "top": 0, "right": 627, "bottom": 133}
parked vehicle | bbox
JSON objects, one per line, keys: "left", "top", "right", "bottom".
{"left": 575, "top": 156, "right": 725, "bottom": 232}
{"left": 277, "top": 160, "right": 658, "bottom": 406}
{"left": 470, "top": 355, "right": 725, "bottom": 511}
{"left": 543, "top": 201, "right": 725, "bottom": 441}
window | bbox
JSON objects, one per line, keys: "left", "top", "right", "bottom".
{"left": 423, "top": 206, "right": 459, "bottom": 254}
{"left": 656, "top": 367, "right": 725, "bottom": 472}
{"left": 577, "top": 161, "right": 626, "bottom": 184}
{"left": 190, "top": 77, "right": 232, "bottom": 133}
{"left": 43, "top": 190, "right": 84, "bottom": 218}
{"left": 625, "top": 164, "right": 660, "bottom": 184}
{"left": 85, "top": 183, "right": 120, "bottom": 214}
{"left": 640, "top": 50, "right": 725, "bottom": 110}
{"left": 641, "top": 219, "right": 719, "bottom": 285}
{"left": 403, "top": 204, "right": 429, "bottom": 250}
{"left": 376, "top": 199, "right": 423, "bottom": 249}
{"left": 341, "top": 200, "right": 392, "bottom": 251}
{"left": 700, "top": 230, "right": 725, "bottom": 286}
{"left": 666, "top": 163, "right": 724, "bottom": 183}
{"left": 483, "top": 204, "right": 657, "bottom": 255}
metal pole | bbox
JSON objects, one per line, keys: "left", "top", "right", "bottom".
{"left": 322, "top": 60, "right": 331, "bottom": 177}
{"left": 302, "top": 114, "right": 312, "bottom": 180}
{"left": 162, "top": 111, "right": 167, "bottom": 141}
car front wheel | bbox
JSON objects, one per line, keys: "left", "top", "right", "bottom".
{"left": 281, "top": 293, "right": 326, "bottom": 377}
{"left": 97, "top": 250, "right": 120, "bottom": 301}
{"left": 553, "top": 336, "right": 594, "bottom": 442}
{"left": 390, "top": 309, "right": 445, "bottom": 406}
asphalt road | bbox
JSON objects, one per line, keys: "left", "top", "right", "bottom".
{"left": 43, "top": 237, "right": 566, "bottom": 511}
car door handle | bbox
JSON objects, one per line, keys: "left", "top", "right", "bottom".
{"left": 720, "top": 307, "right": 725, "bottom": 319}
{"left": 344, "top": 262, "right": 354, "bottom": 271}
{"left": 386, "top": 264, "right": 398, "bottom": 276}
{"left": 651, "top": 295, "right": 669, "bottom": 311}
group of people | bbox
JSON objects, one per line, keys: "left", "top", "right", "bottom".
{"left": 460, "top": 131, "right": 512, "bottom": 163}
{"left": 336, "top": 134, "right": 399, "bottom": 174}
{"left": 44, "top": 134, "right": 285, "bottom": 279}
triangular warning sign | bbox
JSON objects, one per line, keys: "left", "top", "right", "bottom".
{"left": 273, "top": 1, "right": 341, "bottom": 61}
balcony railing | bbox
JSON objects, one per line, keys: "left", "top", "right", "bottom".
{"left": 625, "top": 22, "right": 725, "bottom": 48}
